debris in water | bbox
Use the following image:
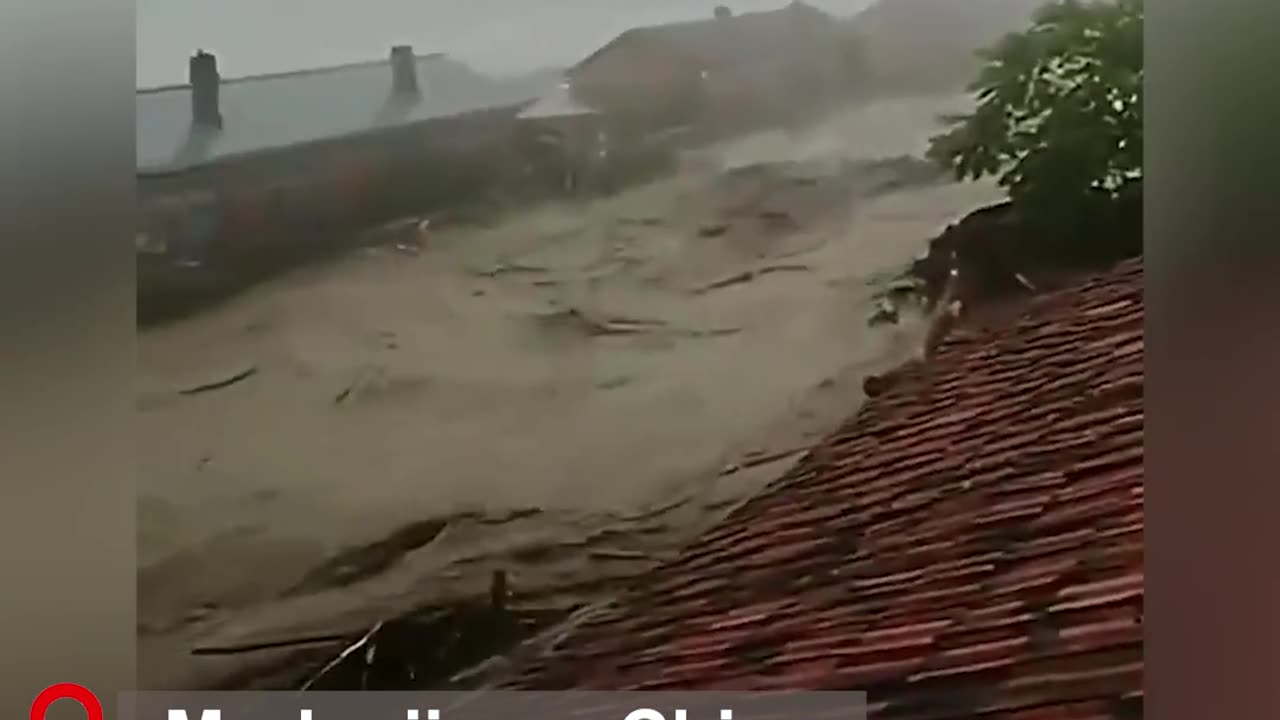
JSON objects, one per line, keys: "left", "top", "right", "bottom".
{"left": 473, "top": 262, "right": 549, "bottom": 278}
{"left": 534, "top": 307, "right": 658, "bottom": 337}
{"left": 697, "top": 223, "right": 729, "bottom": 238}
{"left": 283, "top": 570, "right": 560, "bottom": 690}
{"left": 490, "top": 570, "right": 508, "bottom": 612}
{"left": 692, "top": 264, "right": 811, "bottom": 295}
{"left": 299, "top": 620, "right": 385, "bottom": 691}
{"left": 587, "top": 548, "right": 652, "bottom": 562}
{"left": 177, "top": 365, "right": 258, "bottom": 396}
{"left": 718, "top": 447, "right": 808, "bottom": 476}
{"left": 693, "top": 270, "right": 756, "bottom": 294}
{"left": 192, "top": 633, "right": 351, "bottom": 656}
{"left": 681, "top": 326, "right": 742, "bottom": 338}
{"left": 617, "top": 217, "right": 664, "bottom": 227}
{"left": 596, "top": 376, "right": 632, "bottom": 390}
{"left": 284, "top": 518, "right": 450, "bottom": 596}
{"left": 888, "top": 276, "right": 924, "bottom": 294}
{"left": 869, "top": 298, "right": 900, "bottom": 326}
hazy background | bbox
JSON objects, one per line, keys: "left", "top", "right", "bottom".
{"left": 136, "top": 0, "right": 878, "bottom": 87}
{"left": 4, "top": 0, "right": 1275, "bottom": 713}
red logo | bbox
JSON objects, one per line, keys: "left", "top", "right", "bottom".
{"left": 30, "top": 684, "right": 102, "bottom": 720}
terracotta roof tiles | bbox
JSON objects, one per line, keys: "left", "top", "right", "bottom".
{"left": 499, "top": 259, "right": 1144, "bottom": 719}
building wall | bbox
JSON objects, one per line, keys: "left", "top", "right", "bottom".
{"left": 137, "top": 106, "right": 523, "bottom": 267}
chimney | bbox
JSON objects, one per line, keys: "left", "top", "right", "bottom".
{"left": 390, "top": 45, "right": 420, "bottom": 97}
{"left": 189, "top": 50, "right": 222, "bottom": 129}
{"left": 714, "top": 5, "right": 733, "bottom": 19}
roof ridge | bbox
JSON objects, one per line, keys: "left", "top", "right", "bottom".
{"left": 642, "top": 4, "right": 810, "bottom": 30}
{"left": 136, "top": 52, "right": 448, "bottom": 95}
{"left": 570, "top": 2, "right": 835, "bottom": 74}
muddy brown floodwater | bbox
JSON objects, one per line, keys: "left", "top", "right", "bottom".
{"left": 137, "top": 94, "right": 1003, "bottom": 689}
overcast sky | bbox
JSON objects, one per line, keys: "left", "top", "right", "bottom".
{"left": 137, "top": 0, "right": 875, "bottom": 87}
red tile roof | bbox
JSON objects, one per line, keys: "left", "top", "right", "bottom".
{"left": 499, "top": 259, "right": 1143, "bottom": 719}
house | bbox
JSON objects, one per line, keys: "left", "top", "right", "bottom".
{"left": 565, "top": 2, "right": 859, "bottom": 134}
{"left": 514, "top": 82, "right": 610, "bottom": 195}
{"left": 513, "top": 82, "right": 682, "bottom": 197}
{"left": 481, "top": 258, "right": 1144, "bottom": 717}
{"left": 136, "top": 47, "right": 548, "bottom": 276}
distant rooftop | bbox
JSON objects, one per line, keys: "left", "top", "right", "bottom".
{"left": 570, "top": 1, "right": 841, "bottom": 77}
{"left": 493, "top": 258, "right": 1144, "bottom": 718}
{"left": 137, "top": 52, "right": 550, "bottom": 175}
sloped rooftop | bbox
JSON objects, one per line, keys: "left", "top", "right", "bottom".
{"left": 571, "top": 2, "right": 841, "bottom": 78}
{"left": 137, "top": 53, "right": 547, "bottom": 174}
{"left": 497, "top": 259, "right": 1143, "bottom": 718}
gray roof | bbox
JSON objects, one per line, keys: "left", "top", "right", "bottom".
{"left": 137, "top": 53, "right": 546, "bottom": 174}
{"left": 571, "top": 2, "right": 841, "bottom": 77}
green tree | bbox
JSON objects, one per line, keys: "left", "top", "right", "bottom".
{"left": 927, "top": 0, "right": 1143, "bottom": 235}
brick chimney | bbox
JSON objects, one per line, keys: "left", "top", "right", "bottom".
{"left": 389, "top": 45, "right": 420, "bottom": 97}
{"left": 189, "top": 50, "right": 222, "bottom": 129}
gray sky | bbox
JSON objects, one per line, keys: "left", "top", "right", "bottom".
{"left": 136, "top": 0, "right": 875, "bottom": 88}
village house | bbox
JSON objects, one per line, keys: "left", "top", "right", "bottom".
{"left": 513, "top": 82, "right": 687, "bottom": 198}
{"left": 564, "top": 2, "right": 861, "bottom": 136}
{"left": 511, "top": 82, "right": 612, "bottom": 196}
{"left": 136, "top": 47, "right": 549, "bottom": 279}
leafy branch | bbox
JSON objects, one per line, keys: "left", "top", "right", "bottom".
{"left": 927, "top": 0, "right": 1143, "bottom": 229}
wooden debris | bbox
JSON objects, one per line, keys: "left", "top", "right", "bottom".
{"left": 757, "top": 263, "right": 811, "bottom": 276}
{"left": 537, "top": 307, "right": 659, "bottom": 337}
{"left": 490, "top": 570, "right": 508, "bottom": 613}
{"left": 692, "top": 264, "right": 812, "bottom": 295}
{"left": 299, "top": 621, "right": 385, "bottom": 691}
{"left": 192, "top": 633, "right": 350, "bottom": 656}
{"left": 695, "top": 270, "right": 755, "bottom": 294}
{"left": 587, "top": 548, "right": 653, "bottom": 562}
{"left": 178, "top": 365, "right": 257, "bottom": 396}
{"left": 718, "top": 447, "right": 808, "bottom": 477}
{"left": 680, "top": 326, "right": 742, "bottom": 339}
{"left": 618, "top": 217, "right": 664, "bottom": 227}
{"left": 473, "top": 262, "right": 549, "bottom": 278}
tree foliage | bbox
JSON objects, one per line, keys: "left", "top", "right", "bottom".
{"left": 927, "top": 0, "right": 1143, "bottom": 231}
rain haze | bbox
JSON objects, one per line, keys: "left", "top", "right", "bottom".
{"left": 135, "top": 0, "right": 1055, "bottom": 692}
{"left": 137, "top": 0, "right": 878, "bottom": 86}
